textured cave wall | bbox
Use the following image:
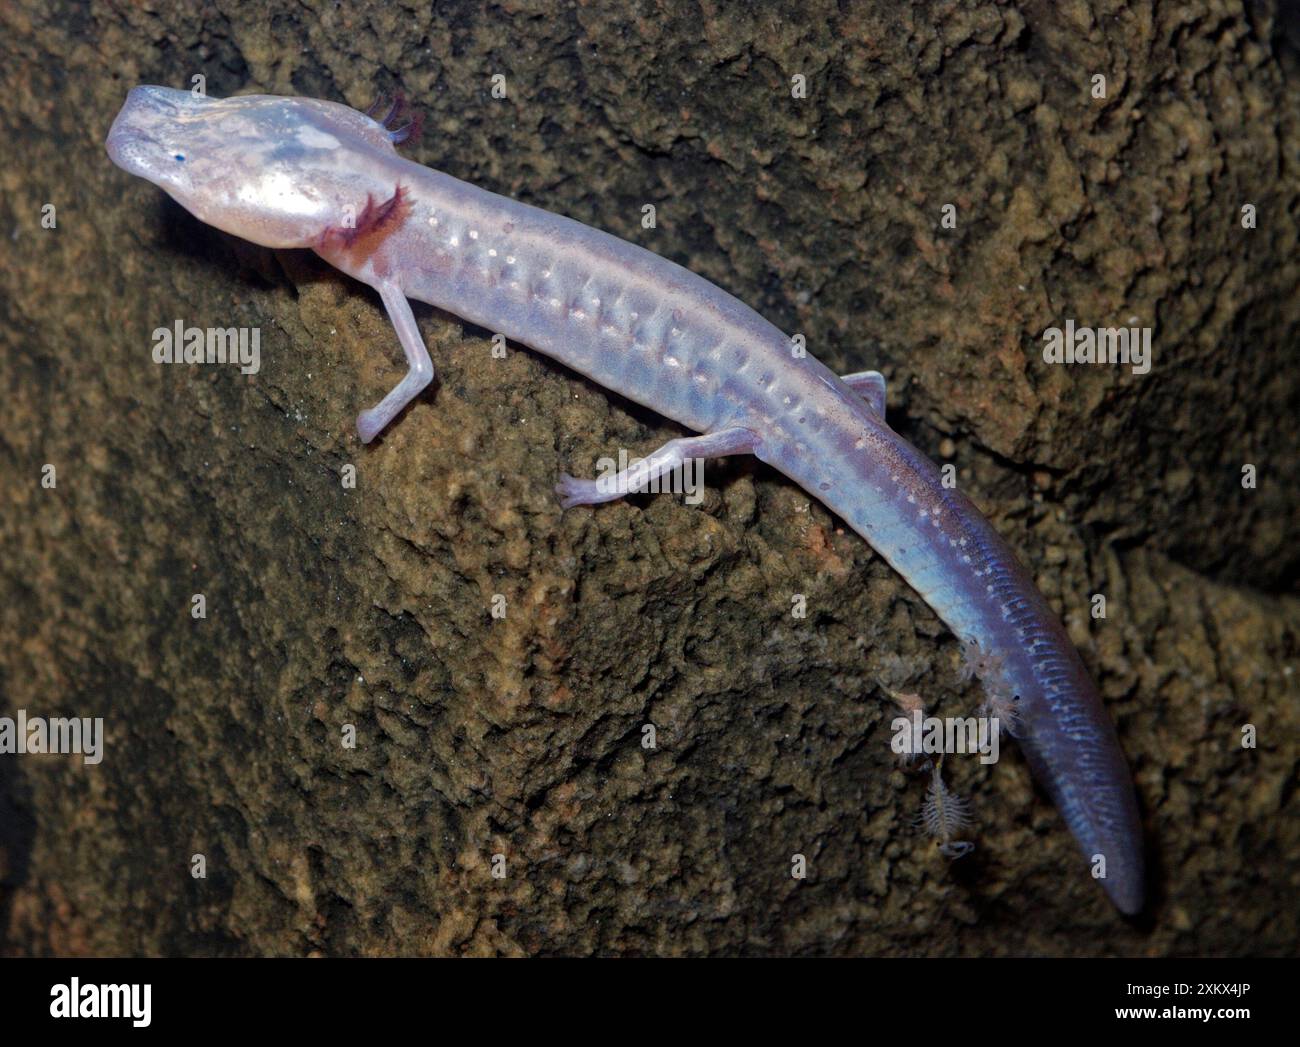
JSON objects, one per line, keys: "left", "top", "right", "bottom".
{"left": 0, "top": 0, "right": 1297, "bottom": 956}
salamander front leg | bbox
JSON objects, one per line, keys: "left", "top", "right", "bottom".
{"left": 556, "top": 427, "right": 758, "bottom": 509}
{"left": 356, "top": 282, "right": 435, "bottom": 443}
{"left": 840, "top": 370, "right": 886, "bottom": 417}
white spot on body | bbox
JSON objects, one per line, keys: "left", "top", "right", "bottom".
{"left": 296, "top": 125, "right": 341, "bottom": 149}
{"left": 238, "top": 171, "right": 322, "bottom": 217}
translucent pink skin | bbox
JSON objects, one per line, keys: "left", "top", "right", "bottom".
{"left": 106, "top": 87, "right": 1143, "bottom": 913}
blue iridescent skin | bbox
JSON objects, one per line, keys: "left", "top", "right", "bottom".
{"left": 107, "top": 86, "right": 1144, "bottom": 913}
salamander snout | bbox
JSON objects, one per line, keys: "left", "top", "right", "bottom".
{"left": 105, "top": 85, "right": 201, "bottom": 187}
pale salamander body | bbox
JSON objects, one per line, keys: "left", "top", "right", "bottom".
{"left": 106, "top": 86, "right": 1144, "bottom": 913}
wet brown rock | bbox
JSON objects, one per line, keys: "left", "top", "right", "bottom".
{"left": 0, "top": 0, "right": 1296, "bottom": 955}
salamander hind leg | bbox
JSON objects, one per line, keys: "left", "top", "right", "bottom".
{"left": 556, "top": 427, "right": 758, "bottom": 509}
{"left": 356, "top": 281, "right": 435, "bottom": 443}
{"left": 840, "top": 370, "right": 886, "bottom": 417}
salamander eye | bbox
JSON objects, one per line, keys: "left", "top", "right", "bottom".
{"left": 173, "top": 153, "right": 186, "bottom": 162}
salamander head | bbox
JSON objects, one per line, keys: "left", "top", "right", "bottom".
{"left": 106, "top": 86, "right": 401, "bottom": 249}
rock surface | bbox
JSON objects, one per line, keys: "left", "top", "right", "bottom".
{"left": 0, "top": 0, "right": 1296, "bottom": 955}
